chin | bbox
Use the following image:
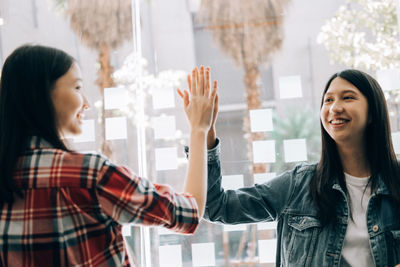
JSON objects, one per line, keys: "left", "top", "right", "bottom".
{"left": 72, "top": 128, "right": 82, "bottom": 135}
{"left": 62, "top": 128, "right": 82, "bottom": 138}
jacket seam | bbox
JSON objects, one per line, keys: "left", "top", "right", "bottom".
{"left": 278, "top": 166, "right": 301, "bottom": 220}
{"left": 279, "top": 164, "right": 316, "bottom": 220}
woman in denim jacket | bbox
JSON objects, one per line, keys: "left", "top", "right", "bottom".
{"left": 182, "top": 69, "right": 400, "bottom": 266}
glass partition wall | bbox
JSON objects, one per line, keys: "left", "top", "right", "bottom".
{"left": 2, "top": 0, "right": 400, "bottom": 266}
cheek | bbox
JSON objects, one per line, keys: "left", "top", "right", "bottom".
{"left": 57, "top": 101, "right": 81, "bottom": 122}
{"left": 66, "top": 95, "right": 83, "bottom": 114}
{"left": 320, "top": 108, "right": 327, "bottom": 122}
{"left": 320, "top": 109, "right": 329, "bottom": 130}
{"left": 75, "top": 95, "right": 84, "bottom": 109}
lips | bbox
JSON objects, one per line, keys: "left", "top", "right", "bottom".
{"left": 328, "top": 118, "right": 350, "bottom": 128}
{"left": 330, "top": 119, "right": 349, "bottom": 124}
{"left": 77, "top": 113, "right": 85, "bottom": 121}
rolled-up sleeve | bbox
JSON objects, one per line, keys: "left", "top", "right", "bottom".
{"left": 96, "top": 160, "right": 199, "bottom": 234}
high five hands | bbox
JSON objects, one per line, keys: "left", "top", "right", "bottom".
{"left": 177, "top": 66, "right": 219, "bottom": 142}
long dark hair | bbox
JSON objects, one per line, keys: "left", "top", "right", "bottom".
{"left": 311, "top": 69, "right": 400, "bottom": 225}
{"left": 0, "top": 44, "right": 74, "bottom": 203}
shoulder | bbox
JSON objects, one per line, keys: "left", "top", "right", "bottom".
{"left": 56, "top": 149, "right": 110, "bottom": 170}
{"left": 52, "top": 149, "right": 119, "bottom": 181}
{"left": 264, "top": 162, "right": 316, "bottom": 186}
{"left": 293, "top": 162, "right": 317, "bottom": 186}
{"left": 265, "top": 162, "right": 316, "bottom": 200}
{"left": 15, "top": 148, "right": 115, "bottom": 189}
{"left": 279, "top": 162, "right": 316, "bottom": 183}
{"left": 295, "top": 162, "right": 317, "bottom": 176}
{"left": 62, "top": 151, "right": 136, "bottom": 187}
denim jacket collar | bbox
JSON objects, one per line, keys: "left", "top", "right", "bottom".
{"left": 331, "top": 173, "right": 390, "bottom": 196}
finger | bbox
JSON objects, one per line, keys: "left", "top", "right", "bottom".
{"left": 199, "top": 66, "right": 205, "bottom": 95}
{"left": 214, "top": 93, "right": 219, "bottom": 111}
{"left": 210, "top": 80, "right": 218, "bottom": 101}
{"left": 205, "top": 67, "right": 211, "bottom": 98}
{"left": 183, "top": 90, "right": 190, "bottom": 107}
{"left": 177, "top": 88, "right": 190, "bottom": 106}
{"left": 212, "top": 93, "right": 219, "bottom": 125}
{"left": 191, "top": 68, "right": 198, "bottom": 95}
{"left": 177, "top": 88, "right": 184, "bottom": 99}
{"left": 187, "top": 75, "right": 192, "bottom": 93}
{"left": 195, "top": 66, "right": 200, "bottom": 87}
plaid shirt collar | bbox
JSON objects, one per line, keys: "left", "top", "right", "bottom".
{"left": 25, "top": 136, "right": 59, "bottom": 150}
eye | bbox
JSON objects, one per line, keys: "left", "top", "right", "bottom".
{"left": 343, "top": 95, "right": 354, "bottom": 100}
{"left": 75, "top": 86, "right": 82, "bottom": 90}
{"left": 324, "top": 97, "right": 333, "bottom": 103}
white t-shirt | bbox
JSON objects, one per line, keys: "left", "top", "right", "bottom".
{"left": 340, "top": 172, "right": 374, "bottom": 267}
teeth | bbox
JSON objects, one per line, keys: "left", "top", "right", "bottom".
{"left": 331, "top": 119, "right": 346, "bottom": 124}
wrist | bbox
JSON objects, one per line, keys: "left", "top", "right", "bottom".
{"left": 190, "top": 129, "right": 207, "bottom": 140}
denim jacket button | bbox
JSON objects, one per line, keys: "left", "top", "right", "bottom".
{"left": 372, "top": 225, "right": 379, "bottom": 232}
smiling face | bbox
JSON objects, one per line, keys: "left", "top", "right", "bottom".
{"left": 51, "top": 63, "right": 89, "bottom": 137}
{"left": 320, "top": 77, "right": 369, "bottom": 147}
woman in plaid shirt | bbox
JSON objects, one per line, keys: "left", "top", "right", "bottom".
{"left": 0, "top": 44, "right": 218, "bottom": 266}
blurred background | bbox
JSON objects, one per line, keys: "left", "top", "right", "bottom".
{"left": 2, "top": 0, "right": 400, "bottom": 266}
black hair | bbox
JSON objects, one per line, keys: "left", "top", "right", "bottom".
{"left": 311, "top": 69, "right": 400, "bottom": 225}
{"left": 0, "top": 44, "right": 74, "bottom": 203}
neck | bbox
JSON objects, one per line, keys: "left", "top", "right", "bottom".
{"left": 336, "top": 141, "right": 370, "bottom": 178}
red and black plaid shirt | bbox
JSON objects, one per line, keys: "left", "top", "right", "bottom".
{"left": 0, "top": 136, "right": 199, "bottom": 266}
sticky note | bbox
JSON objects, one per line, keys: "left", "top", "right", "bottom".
{"left": 253, "top": 140, "right": 276, "bottom": 163}
{"left": 250, "top": 109, "right": 273, "bottom": 132}
{"left": 122, "top": 225, "right": 131, "bottom": 236}
{"left": 253, "top": 173, "right": 276, "bottom": 185}
{"left": 279, "top": 75, "right": 302, "bottom": 99}
{"left": 192, "top": 243, "right": 216, "bottom": 266}
{"left": 221, "top": 175, "right": 244, "bottom": 190}
{"left": 152, "top": 88, "right": 175, "bottom": 109}
{"left": 159, "top": 245, "right": 182, "bottom": 267}
{"left": 283, "top": 139, "right": 307, "bottom": 162}
{"left": 152, "top": 115, "right": 176, "bottom": 139}
{"left": 104, "top": 87, "right": 128, "bottom": 110}
{"left": 105, "top": 117, "right": 127, "bottom": 140}
{"left": 258, "top": 239, "right": 277, "bottom": 263}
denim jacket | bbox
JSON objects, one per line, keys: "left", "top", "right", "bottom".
{"left": 204, "top": 139, "right": 400, "bottom": 267}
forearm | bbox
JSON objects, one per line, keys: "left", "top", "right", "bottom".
{"left": 184, "top": 130, "right": 207, "bottom": 218}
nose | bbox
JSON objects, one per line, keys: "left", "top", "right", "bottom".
{"left": 330, "top": 100, "right": 343, "bottom": 113}
{"left": 83, "top": 94, "right": 90, "bottom": 110}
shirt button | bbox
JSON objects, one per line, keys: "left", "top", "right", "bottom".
{"left": 372, "top": 225, "right": 379, "bottom": 232}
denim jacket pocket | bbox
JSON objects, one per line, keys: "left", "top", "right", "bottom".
{"left": 389, "top": 230, "right": 400, "bottom": 265}
{"left": 287, "top": 215, "right": 321, "bottom": 266}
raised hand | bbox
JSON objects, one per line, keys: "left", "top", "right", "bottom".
{"left": 177, "top": 66, "right": 218, "bottom": 218}
{"left": 177, "top": 66, "right": 218, "bottom": 133}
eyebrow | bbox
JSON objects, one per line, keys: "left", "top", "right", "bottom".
{"left": 324, "top": 89, "right": 358, "bottom": 96}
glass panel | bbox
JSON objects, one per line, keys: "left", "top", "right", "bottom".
{"left": 1, "top": 0, "right": 143, "bottom": 265}
{"left": 3, "top": 0, "right": 400, "bottom": 266}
